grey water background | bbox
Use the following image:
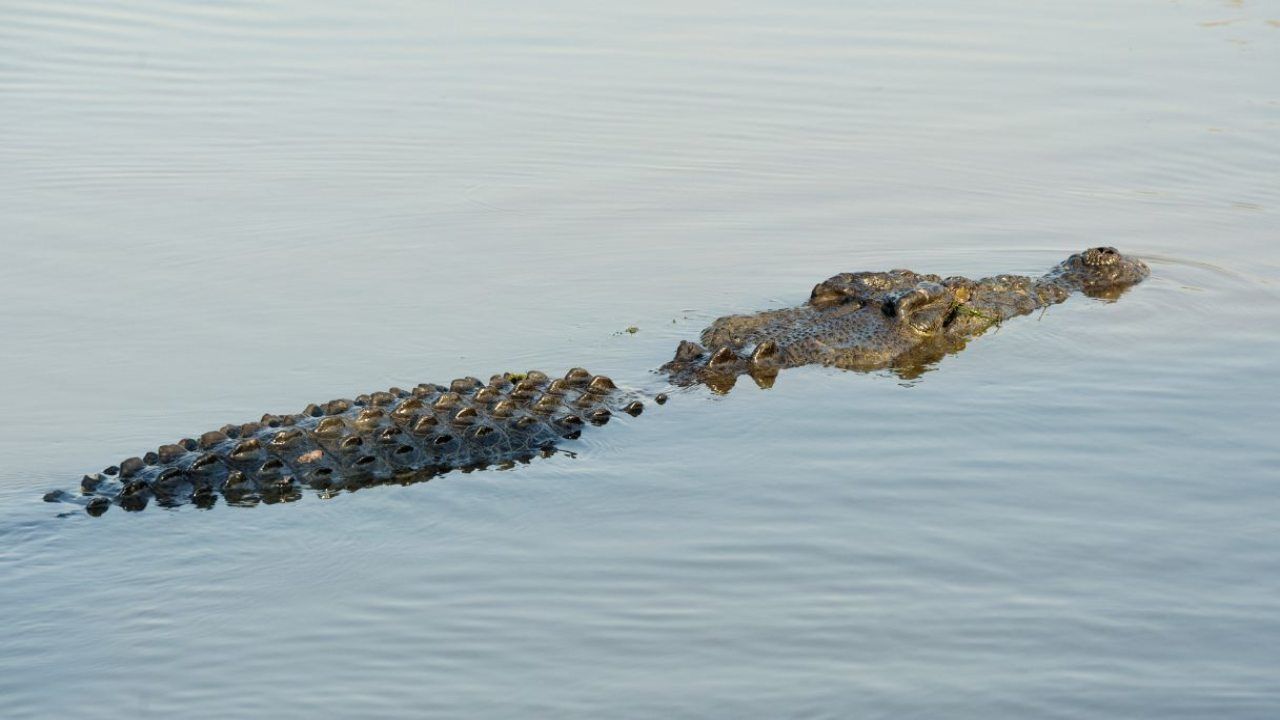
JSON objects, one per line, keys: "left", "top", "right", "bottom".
{"left": 2, "top": 0, "right": 1279, "bottom": 717}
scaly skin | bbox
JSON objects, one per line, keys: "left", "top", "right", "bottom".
{"left": 662, "top": 247, "right": 1149, "bottom": 391}
{"left": 46, "top": 247, "right": 1146, "bottom": 515}
{"left": 45, "top": 369, "right": 645, "bottom": 515}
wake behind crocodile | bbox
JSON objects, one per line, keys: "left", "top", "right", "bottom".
{"left": 45, "top": 247, "right": 1149, "bottom": 515}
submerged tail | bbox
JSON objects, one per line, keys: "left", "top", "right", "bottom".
{"left": 46, "top": 368, "right": 647, "bottom": 515}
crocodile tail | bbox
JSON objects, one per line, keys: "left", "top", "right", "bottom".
{"left": 45, "top": 369, "right": 646, "bottom": 515}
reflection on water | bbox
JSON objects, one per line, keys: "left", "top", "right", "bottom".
{"left": 52, "top": 449, "right": 575, "bottom": 517}
{"left": 2, "top": 0, "right": 1279, "bottom": 718}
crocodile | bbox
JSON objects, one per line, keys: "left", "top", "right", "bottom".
{"left": 45, "top": 247, "right": 1148, "bottom": 515}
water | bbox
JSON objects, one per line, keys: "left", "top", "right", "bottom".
{"left": 2, "top": 0, "right": 1279, "bottom": 717}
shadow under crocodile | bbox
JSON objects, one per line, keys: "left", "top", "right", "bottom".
{"left": 45, "top": 247, "right": 1148, "bottom": 516}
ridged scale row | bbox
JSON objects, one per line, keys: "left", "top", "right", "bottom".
{"left": 49, "top": 368, "right": 643, "bottom": 515}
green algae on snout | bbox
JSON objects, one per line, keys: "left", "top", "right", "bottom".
{"left": 952, "top": 302, "right": 1001, "bottom": 326}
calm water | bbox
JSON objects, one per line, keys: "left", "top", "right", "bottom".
{"left": 2, "top": 0, "right": 1279, "bottom": 717}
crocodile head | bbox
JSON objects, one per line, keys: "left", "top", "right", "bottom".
{"left": 662, "top": 247, "right": 1150, "bottom": 391}
{"left": 662, "top": 268, "right": 965, "bottom": 390}
{"left": 1051, "top": 246, "right": 1150, "bottom": 299}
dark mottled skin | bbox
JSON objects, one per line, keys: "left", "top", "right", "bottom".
{"left": 46, "top": 369, "right": 643, "bottom": 515}
{"left": 47, "top": 247, "right": 1145, "bottom": 515}
{"left": 661, "top": 247, "right": 1149, "bottom": 391}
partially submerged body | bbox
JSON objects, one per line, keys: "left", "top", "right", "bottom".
{"left": 47, "top": 247, "right": 1147, "bottom": 515}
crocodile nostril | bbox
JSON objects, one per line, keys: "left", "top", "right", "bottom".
{"left": 1083, "top": 247, "right": 1121, "bottom": 267}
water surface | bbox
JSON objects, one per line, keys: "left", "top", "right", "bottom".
{"left": 2, "top": 0, "right": 1279, "bottom": 717}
